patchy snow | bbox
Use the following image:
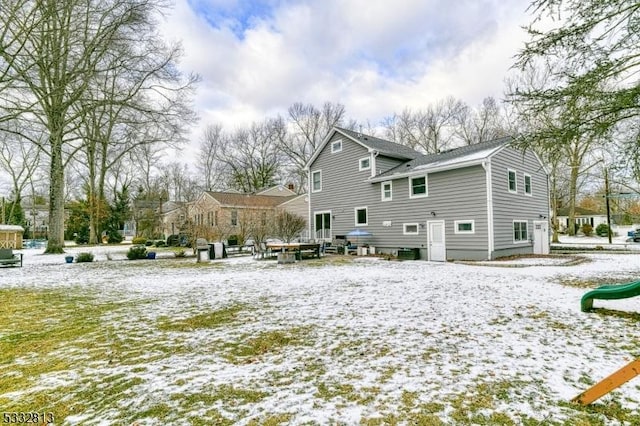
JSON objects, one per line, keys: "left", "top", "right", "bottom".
{"left": 2, "top": 246, "right": 640, "bottom": 424}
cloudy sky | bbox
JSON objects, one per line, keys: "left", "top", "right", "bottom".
{"left": 160, "top": 0, "right": 536, "bottom": 145}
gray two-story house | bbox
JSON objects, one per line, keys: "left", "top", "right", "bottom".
{"left": 306, "top": 127, "right": 550, "bottom": 261}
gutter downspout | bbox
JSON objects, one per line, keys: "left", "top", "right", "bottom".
{"left": 482, "top": 160, "right": 494, "bottom": 260}
{"left": 306, "top": 168, "right": 312, "bottom": 241}
{"left": 371, "top": 150, "right": 379, "bottom": 178}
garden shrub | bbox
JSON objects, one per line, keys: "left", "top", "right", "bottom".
{"left": 144, "top": 240, "right": 154, "bottom": 246}
{"left": 127, "top": 245, "right": 148, "bottom": 260}
{"left": 595, "top": 223, "right": 610, "bottom": 237}
{"left": 166, "top": 234, "right": 180, "bottom": 246}
{"left": 132, "top": 236, "right": 147, "bottom": 245}
{"left": 76, "top": 252, "right": 94, "bottom": 263}
{"left": 175, "top": 249, "right": 185, "bottom": 258}
{"left": 581, "top": 223, "right": 593, "bottom": 236}
{"left": 154, "top": 240, "right": 166, "bottom": 247}
{"left": 107, "top": 230, "right": 123, "bottom": 244}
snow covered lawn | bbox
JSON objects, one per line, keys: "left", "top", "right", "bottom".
{"left": 1, "top": 249, "right": 640, "bottom": 425}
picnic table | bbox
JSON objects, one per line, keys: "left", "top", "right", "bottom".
{"left": 265, "top": 242, "right": 321, "bottom": 260}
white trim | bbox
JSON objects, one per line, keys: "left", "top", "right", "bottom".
{"left": 311, "top": 170, "right": 322, "bottom": 193}
{"left": 524, "top": 173, "right": 532, "bottom": 196}
{"left": 381, "top": 181, "right": 392, "bottom": 202}
{"left": 483, "top": 161, "right": 494, "bottom": 258}
{"left": 403, "top": 223, "right": 419, "bottom": 235}
{"left": 409, "top": 175, "right": 428, "bottom": 199}
{"left": 454, "top": 220, "right": 475, "bottom": 234}
{"left": 354, "top": 206, "right": 368, "bottom": 226}
{"left": 359, "top": 156, "right": 371, "bottom": 171}
{"left": 331, "top": 139, "right": 343, "bottom": 153}
{"left": 507, "top": 168, "right": 517, "bottom": 193}
{"left": 513, "top": 220, "right": 528, "bottom": 243}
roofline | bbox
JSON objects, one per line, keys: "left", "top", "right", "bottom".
{"left": 369, "top": 142, "right": 508, "bottom": 183}
{"left": 277, "top": 193, "right": 307, "bottom": 207}
{"left": 369, "top": 157, "right": 489, "bottom": 182}
{"left": 305, "top": 127, "right": 372, "bottom": 170}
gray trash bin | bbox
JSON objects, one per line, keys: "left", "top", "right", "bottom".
{"left": 196, "top": 238, "right": 209, "bottom": 262}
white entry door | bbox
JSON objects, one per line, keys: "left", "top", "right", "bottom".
{"left": 428, "top": 220, "right": 446, "bottom": 261}
{"left": 533, "top": 220, "right": 549, "bottom": 255}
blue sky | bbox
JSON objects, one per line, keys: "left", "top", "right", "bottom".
{"left": 160, "top": 0, "right": 533, "bottom": 144}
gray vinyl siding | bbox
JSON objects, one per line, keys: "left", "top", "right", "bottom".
{"left": 309, "top": 134, "right": 374, "bottom": 238}
{"left": 375, "top": 155, "right": 405, "bottom": 175}
{"left": 366, "top": 166, "right": 489, "bottom": 253}
{"left": 490, "top": 147, "right": 549, "bottom": 253}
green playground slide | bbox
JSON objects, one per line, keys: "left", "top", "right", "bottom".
{"left": 581, "top": 280, "right": 640, "bottom": 312}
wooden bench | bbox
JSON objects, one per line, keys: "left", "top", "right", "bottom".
{"left": 0, "top": 248, "right": 23, "bottom": 267}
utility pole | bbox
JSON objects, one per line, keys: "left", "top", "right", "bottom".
{"left": 1, "top": 197, "right": 5, "bottom": 224}
{"left": 604, "top": 167, "right": 612, "bottom": 244}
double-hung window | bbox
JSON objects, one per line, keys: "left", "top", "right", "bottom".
{"left": 513, "top": 220, "right": 528, "bottom": 242}
{"left": 331, "top": 139, "right": 342, "bottom": 153}
{"left": 524, "top": 174, "right": 532, "bottom": 196}
{"left": 381, "top": 181, "right": 392, "bottom": 201}
{"left": 410, "top": 175, "right": 428, "bottom": 198}
{"left": 311, "top": 170, "right": 322, "bottom": 192}
{"left": 508, "top": 169, "right": 517, "bottom": 193}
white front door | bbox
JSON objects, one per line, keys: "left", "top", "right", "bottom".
{"left": 533, "top": 220, "right": 549, "bottom": 254}
{"left": 428, "top": 220, "right": 446, "bottom": 261}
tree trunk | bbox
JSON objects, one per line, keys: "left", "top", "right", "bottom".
{"left": 46, "top": 135, "right": 65, "bottom": 253}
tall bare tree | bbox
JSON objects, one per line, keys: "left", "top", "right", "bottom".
{"left": 0, "top": 124, "right": 41, "bottom": 222}
{"left": 0, "top": 0, "right": 197, "bottom": 252}
{"left": 384, "top": 97, "right": 466, "bottom": 154}
{"left": 279, "top": 102, "right": 353, "bottom": 192}
{"left": 198, "top": 123, "right": 225, "bottom": 191}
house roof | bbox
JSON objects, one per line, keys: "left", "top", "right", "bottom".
{"left": 205, "top": 192, "right": 298, "bottom": 208}
{"left": 305, "top": 127, "right": 423, "bottom": 169}
{"left": 334, "top": 127, "right": 423, "bottom": 160}
{"left": 557, "top": 207, "right": 606, "bottom": 217}
{"left": 371, "top": 136, "right": 511, "bottom": 181}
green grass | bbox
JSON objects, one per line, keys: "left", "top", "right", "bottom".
{"left": 157, "top": 303, "right": 248, "bottom": 332}
{"left": 222, "top": 328, "right": 311, "bottom": 364}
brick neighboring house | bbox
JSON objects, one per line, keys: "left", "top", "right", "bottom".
{"left": 186, "top": 186, "right": 308, "bottom": 244}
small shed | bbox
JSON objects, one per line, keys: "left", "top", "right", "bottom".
{"left": 0, "top": 225, "right": 25, "bottom": 249}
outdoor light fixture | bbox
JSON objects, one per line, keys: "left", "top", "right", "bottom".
{"left": 539, "top": 214, "right": 547, "bottom": 219}
{"left": 430, "top": 211, "right": 436, "bottom": 216}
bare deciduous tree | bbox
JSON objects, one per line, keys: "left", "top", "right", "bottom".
{"left": 0, "top": 0, "right": 197, "bottom": 252}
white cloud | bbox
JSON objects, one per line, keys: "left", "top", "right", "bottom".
{"left": 160, "top": 0, "right": 533, "bottom": 156}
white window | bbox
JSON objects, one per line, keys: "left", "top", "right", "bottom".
{"left": 355, "top": 207, "right": 368, "bottom": 226}
{"left": 331, "top": 139, "right": 342, "bottom": 153}
{"left": 403, "top": 223, "right": 419, "bottom": 235}
{"left": 524, "top": 174, "right": 532, "bottom": 196}
{"left": 454, "top": 220, "right": 475, "bottom": 234}
{"left": 409, "top": 175, "right": 428, "bottom": 198}
{"left": 513, "top": 220, "right": 528, "bottom": 243}
{"left": 508, "top": 169, "right": 517, "bottom": 193}
{"left": 381, "top": 181, "right": 392, "bottom": 201}
{"left": 311, "top": 170, "right": 322, "bottom": 193}
{"left": 359, "top": 157, "right": 371, "bottom": 171}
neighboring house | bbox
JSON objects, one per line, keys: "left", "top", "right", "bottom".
{"left": 188, "top": 186, "right": 308, "bottom": 243}
{"left": 557, "top": 207, "right": 607, "bottom": 233}
{"left": 306, "top": 127, "right": 550, "bottom": 261}
{"left": 158, "top": 201, "right": 188, "bottom": 237}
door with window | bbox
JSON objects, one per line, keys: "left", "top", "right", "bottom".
{"left": 314, "top": 212, "right": 331, "bottom": 240}
{"left": 428, "top": 220, "right": 446, "bottom": 261}
{"left": 533, "top": 220, "right": 549, "bottom": 255}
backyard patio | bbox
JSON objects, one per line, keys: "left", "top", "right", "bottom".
{"left": 1, "top": 246, "right": 639, "bottom": 425}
